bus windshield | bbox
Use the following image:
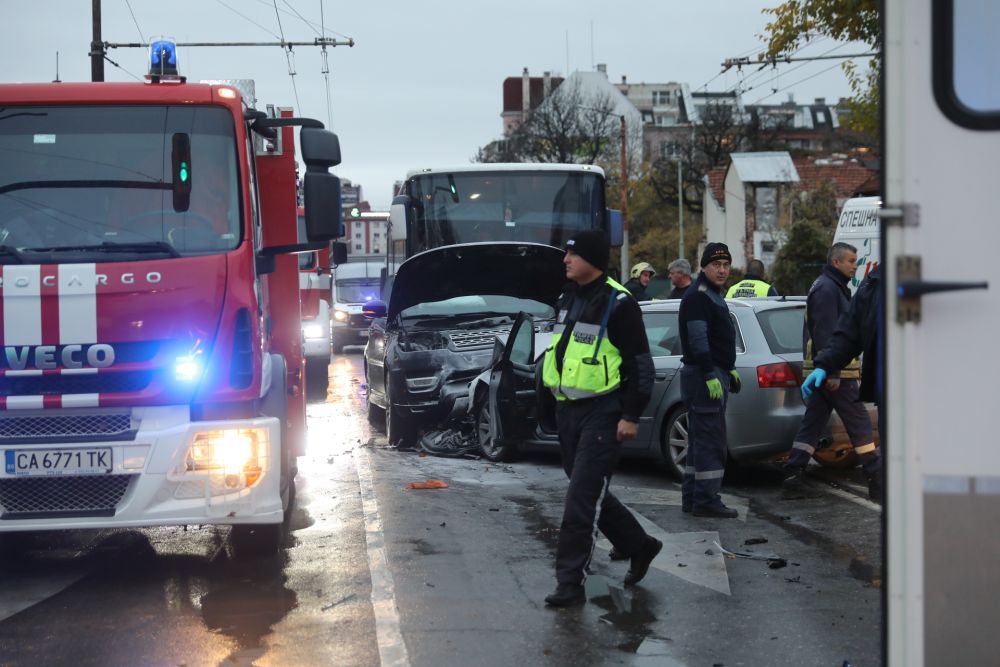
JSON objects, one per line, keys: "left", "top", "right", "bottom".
{"left": 406, "top": 170, "right": 604, "bottom": 253}
{"left": 0, "top": 105, "right": 241, "bottom": 259}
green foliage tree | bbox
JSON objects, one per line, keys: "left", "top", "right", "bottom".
{"left": 761, "top": 0, "right": 880, "bottom": 139}
{"left": 770, "top": 180, "right": 840, "bottom": 294}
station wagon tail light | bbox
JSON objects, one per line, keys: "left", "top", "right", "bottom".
{"left": 757, "top": 362, "right": 800, "bottom": 388}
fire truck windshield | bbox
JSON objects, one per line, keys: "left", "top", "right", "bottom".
{"left": 406, "top": 170, "right": 605, "bottom": 253}
{"left": 0, "top": 105, "right": 241, "bottom": 260}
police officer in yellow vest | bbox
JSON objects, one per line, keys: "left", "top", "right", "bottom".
{"left": 782, "top": 242, "right": 881, "bottom": 499}
{"left": 541, "top": 230, "right": 660, "bottom": 607}
{"left": 726, "top": 259, "right": 779, "bottom": 298}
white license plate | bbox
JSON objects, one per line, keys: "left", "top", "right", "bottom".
{"left": 4, "top": 448, "right": 112, "bottom": 476}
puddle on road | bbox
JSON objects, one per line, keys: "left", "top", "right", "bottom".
{"left": 755, "top": 507, "right": 880, "bottom": 585}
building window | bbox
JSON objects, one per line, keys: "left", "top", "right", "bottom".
{"left": 354, "top": 243, "right": 362, "bottom": 251}
{"left": 642, "top": 112, "right": 653, "bottom": 124}
{"left": 373, "top": 232, "right": 380, "bottom": 240}
{"left": 653, "top": 90, "right": 672, "bottom": 105}
{"left": 355, "top": 232, "right": 362, "bottom": 240}
{"left": 816, "top": 110, "right": 827, "bottom": 124}
{"left": 660, "top": 142, "right": 680, "bottom": 159}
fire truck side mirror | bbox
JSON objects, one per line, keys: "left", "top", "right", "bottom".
{"left": 330, "top": 241, "right": 348, "bottom": 266}
{"left": 300, "top": 127, "right": 344, "bottom": 242}
{"left": 299, "top": 128, "right": 341, "bottom": 167}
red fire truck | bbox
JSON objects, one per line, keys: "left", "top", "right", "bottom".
{"left": 297, "top": 206, "right": 333, "bottom": 397}
{"left": 0, "top": 42, "right": 343, "bottom": 554}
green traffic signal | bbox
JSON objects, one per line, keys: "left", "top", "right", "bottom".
{"left": 179, "top": 161, "right": 189, "bottom": 183}
{"left": 350, "top": 206, "right": 361, "bottom": 218}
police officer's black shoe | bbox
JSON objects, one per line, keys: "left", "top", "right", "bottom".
{"left": 781, "top": 468, "right": 819, "bottom": 499}
{"left": 624, "top": 537, "right": 663, "bottom": 586}
{"left": 692, "top": 505, "right": 739, "bottom": 518}
{"left": 544, "top": 583, "right": 586, "bottom": 607}
{"left": 608, "top": 547, "right": 629, "bottom": 561}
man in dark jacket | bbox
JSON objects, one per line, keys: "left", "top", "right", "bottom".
{"left": 783, "top": 244, "right": 881, "bottom": 500}
{"left": 624, "top": 261, "right": 656, "bottom": 301}
{"left": 540, "top": 230, "right": 661, "bottom": 606}
{"left": 802, "top": 264, "right": 883, "bottom": 500}
{"left": 668, "top": 258, "right": 694, "bottom": 299}
{"left": 678, "top": 242, "right": 742, "bottom": 518}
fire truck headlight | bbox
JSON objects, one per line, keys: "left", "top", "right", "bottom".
{"left": 333, "top": 310, "right": 349, "bottom": 322}
{"left": 186, "top": 428, "right": 265, "bottom": 487}
{"left": 175, "top": 356, "right": 203, "bottom": 382}
{"left": 302, "top": 323, "right": 326, "bottom": 339}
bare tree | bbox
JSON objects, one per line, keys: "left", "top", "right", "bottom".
{"left": 475, "top": 80, "right": 621, "bottom": 164}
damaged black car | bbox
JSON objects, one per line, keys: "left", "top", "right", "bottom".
{"left": 363, "top": 242, "right": 565, "bottom": 445}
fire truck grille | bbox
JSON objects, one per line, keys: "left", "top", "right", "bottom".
{"left": 0, "top": 474, "right": 134, "bottom": 519}
{"left": 448, "top": 327, "right": 512, "bottom": 351}
{"left": 0, "top": 371, "right": 152, "bottom": 397}
{"left": 0, "top": 413, "right": 133, "bottom": 441}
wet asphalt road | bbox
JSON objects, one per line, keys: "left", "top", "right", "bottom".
{"left": 0, "top": 350, "right": 882, "bottom": 666}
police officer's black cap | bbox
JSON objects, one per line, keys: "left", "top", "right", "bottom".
{"left": 565, "top": 230, "right": 610, "bottom": 271}
{"left": 700, "top": 242, "right": 732, "bottom": 268}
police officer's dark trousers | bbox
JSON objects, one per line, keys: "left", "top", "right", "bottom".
{"left": 680, "top": 365, "right": 729, "bottom": 511}
{"left": 554, "top": 394, "right": 648, "bottom": 586}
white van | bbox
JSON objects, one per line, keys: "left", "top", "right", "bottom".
{"left": 832, "top": 196, "right": 881, "bottom": 294}
{"left": 331, "top": 261, "right": 384, "bottom": 353}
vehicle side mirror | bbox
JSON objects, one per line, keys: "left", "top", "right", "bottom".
{"left": 389, "top": 194, "right": 411, "bottom": 242}
{"left": 330, "top": 241, "right": 348, "bottom": 266}
{"left": 607, "top": 209, "right": 624, "bottom": 248}
{"left": 300, "top": 127, "right": 341, "bottom": 168}
{"left": 363, "top": 300, "right": 387, "bottom": 318}
{"left": 303, "top": 173, "right": 342, "bottom": 242}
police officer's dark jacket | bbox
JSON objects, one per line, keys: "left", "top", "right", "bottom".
{"left": 544, "top": 274, "right": 654, "bottom": 421}
{"left": 815, "top": 266, "right": 881, "bottom": 402}
{"left": 679, "top": 271, "right": 736, "bottom": 376}
{"left": 803, "top": 264, "right": 861, "bottom": 379}
{"left": 623, "top": 277, "right": 650, "bottom": 302}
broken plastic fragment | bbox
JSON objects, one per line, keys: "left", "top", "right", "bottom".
{"left": 404, "top": 479, "right": 449, "bottom": 490}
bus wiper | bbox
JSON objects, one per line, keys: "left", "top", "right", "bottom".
{"left": 0, "top": 245, "right": 26, "bottom": 263}
{"left": 23, "top": 241, "right": 182, "bottom": 257}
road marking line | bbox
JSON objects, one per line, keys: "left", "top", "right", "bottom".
{"left": 354, "top": 446, "right": 411, "bottom": 667}
{"left": 823, "top": 484, "right": 883, "bottom": 512}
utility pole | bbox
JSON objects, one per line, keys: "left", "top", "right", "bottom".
{"left": 619, "top": 114, "right": 629, "bottom": 279}
{"left": 90, "top": 0, "right": 104, "bottom": 82}
{"left": 676, "top": 157, "right": 684, "bottom": 260}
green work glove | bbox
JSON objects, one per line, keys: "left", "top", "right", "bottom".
{"left": 729, "top": 369, "right": 742, "bottom": 394}
{"left": 705, "top": 377, "right": 723, "bottom": 400}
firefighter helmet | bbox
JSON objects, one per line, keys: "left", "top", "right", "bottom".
{"left": 630, "top": 261, "right": 657, "bottom": 279}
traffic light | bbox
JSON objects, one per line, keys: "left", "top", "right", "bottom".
{"left": 350, "top": 206, "right": 361, "bottom": 218}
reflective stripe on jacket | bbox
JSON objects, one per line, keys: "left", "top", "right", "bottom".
{"left": 542, "top": 277, "right": 627, "bottom": 401}
{"left": 726, "top": 279, "right": 772, "bottom": 298}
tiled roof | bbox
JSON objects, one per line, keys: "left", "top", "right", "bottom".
{"left": 792, "top": 157, "right": 879, "bottom": 198}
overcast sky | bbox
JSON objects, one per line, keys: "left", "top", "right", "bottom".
{"left": 2, "top": 1, "right": 872, "bottom": 208}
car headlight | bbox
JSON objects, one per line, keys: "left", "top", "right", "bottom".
{"left": 302, "top": 322, "right": 326, "bottom": 339}
{"left": 185, "top": 428, "right": 266, "bottom": 488}
{"left": 333, "top": 310, "right": 349, "bottom": 322}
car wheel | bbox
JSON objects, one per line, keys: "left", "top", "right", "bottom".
{"left": 475, "top": 398, "right": 518, "bottom": 462}
{"left": 661, "top": 406, "right": 689, "bottom": 480}
{"left": 386, "top": 404, "right": 416, "bottom": 447}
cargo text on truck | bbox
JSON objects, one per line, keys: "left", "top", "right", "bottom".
{"left": 0, "top": 42, "right": 347, "bottom": 556}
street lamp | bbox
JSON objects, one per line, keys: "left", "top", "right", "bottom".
{"left": 579, "top": 106, "right": 628, "bottom": 278}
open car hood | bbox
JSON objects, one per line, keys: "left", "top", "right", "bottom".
{"left": 388, "top": 242, "right": 566, "bottom": 320}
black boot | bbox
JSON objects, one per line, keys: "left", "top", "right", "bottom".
{"left": 544, "top": 583, "right": 586, "bottom": 607}
{"left": 624, "top": 537, "right": 663, "bottom": 586}
{"left": 867, "top": 475, "right": 883, "bottom": 503}
{"left": 781, "top": 467, "right": 819, "bottom": 499}
{"left": 692, "top": 504, "right": 739, "bottom": 518}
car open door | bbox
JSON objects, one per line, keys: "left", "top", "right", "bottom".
{"left": 490, "top": 312, "right": 537, "bottom": 444}
{"left": 885, "top": 2, "right": 996, "bottom": 664}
